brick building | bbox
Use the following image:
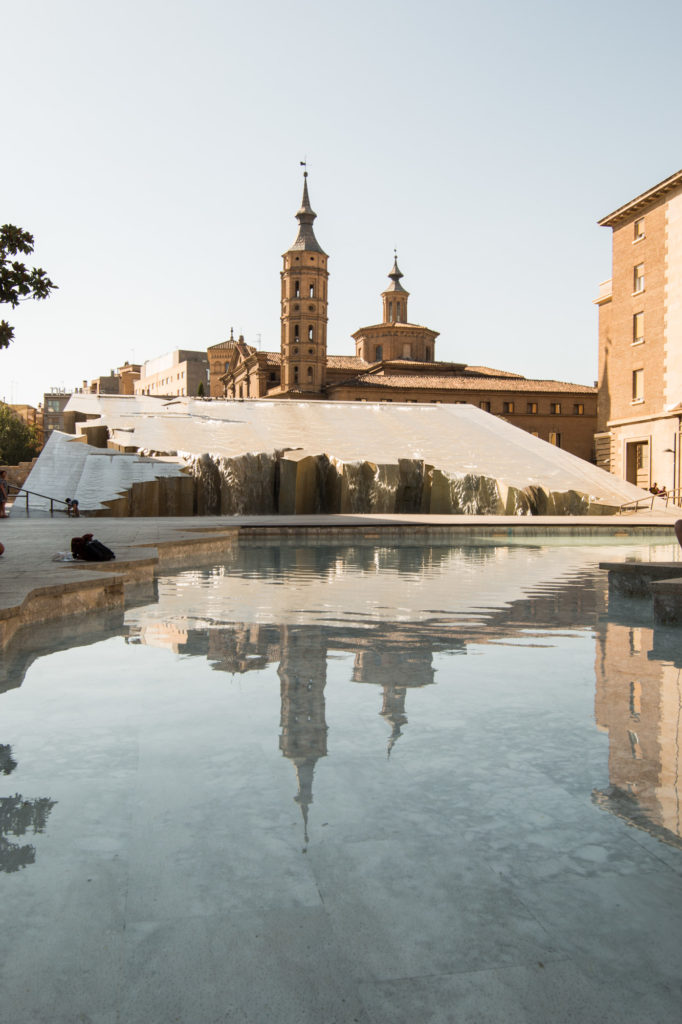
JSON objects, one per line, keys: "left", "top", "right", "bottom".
{"left": 220, "top": 173, "right": 597, "bottom": 462}
{"left": 596, "top": 168, "right": 682, "bottom": 492}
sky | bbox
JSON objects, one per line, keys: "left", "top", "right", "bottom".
{"left": 2, "top": 0, "right": 682, "bottom": 407}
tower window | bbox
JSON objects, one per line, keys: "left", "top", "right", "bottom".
{"left": 294, "top": 325, "right": 299, "bottom": 340}
{"left": 425, "top": 347, "right": 431, "bottom": 361}
{"left": 294, "top": 281, "right": 300, "bottom": 297}
{"left": 308, "top": 348, "right": 313, "bottom": 354}
{"left": 397, "top": 302, "right": 402, "bottom": 321}
{"left": 309, "top": 284, "right": 314, "bottom": 298}
{"left": 308, "top": 325, "right": 314, "bottom": 341}
{"left": 375, "top": 345, "right": 383, "bottom": 361}
{"left": 307, "top": 366, "right": 313, "bottom": 381}
{"left": 293, "top": 366, "right": 299, "bottom": 383}
{"left": 388, "top": 301, "right": 393, "bottom": 321}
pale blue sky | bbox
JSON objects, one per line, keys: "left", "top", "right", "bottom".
{"left": 3, "top": 0, "right": 681, "bottom": 406}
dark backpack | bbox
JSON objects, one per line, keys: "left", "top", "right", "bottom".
{"left": 71, "top": 534, "right": 115, "bottom": 561}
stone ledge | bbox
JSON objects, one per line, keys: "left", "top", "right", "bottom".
{"left": 0, "top": 528, "right": 240, "bottom": 650}
{"left": 651, "top": 578, "right": 682, "bottom": 625}
{"left": 600, "top": 561, "right": 682, "bottom": 598}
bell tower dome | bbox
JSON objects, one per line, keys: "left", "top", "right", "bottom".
{"left": 280, "top": 170, "right": 329, "bottom": 394}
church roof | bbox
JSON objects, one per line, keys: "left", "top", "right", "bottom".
{"left": 288, "top": 173, "right": 326, "bottom": 255}
{"left": 326, "top": 355, "right": 367, "bottom": 369}
{"left": 328, "top": 372, "right": 596, "bottom": 394}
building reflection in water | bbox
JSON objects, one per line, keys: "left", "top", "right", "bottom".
{"left": 3, "top": 540, "right": 680, "bottom": 854}
{"left": 124, "top": 554, "right": 610, "bottom": 846}
{"left": 593, "top": 613, "right": 682, "bottom": 847}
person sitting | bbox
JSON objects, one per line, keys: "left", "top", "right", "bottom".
{"left": 650, "top": 482, "right": 660, "bottom": 494}
{"left": 0, "top": 470, "right": 9, "bottom": 518}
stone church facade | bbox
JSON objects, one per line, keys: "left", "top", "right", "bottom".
{"left": 214, "top": 174, "right": 597, "bottom": 462}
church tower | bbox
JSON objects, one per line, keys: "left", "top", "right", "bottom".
{"left": 280, "top": 170, "right": 329, "bottom": 394}
{"left": 381, "top": 255, "right": 409, "bottom": 324}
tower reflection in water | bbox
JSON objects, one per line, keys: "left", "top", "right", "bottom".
{"left": 121, "top": 539, "right": 682, "bottom": 850}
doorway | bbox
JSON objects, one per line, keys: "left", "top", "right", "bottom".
{"left": 625, "top": 440, "right": 649, "bottom": 488}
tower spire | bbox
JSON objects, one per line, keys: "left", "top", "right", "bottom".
{"left": 289, "top": 166, "right": 326, "bottom": 254}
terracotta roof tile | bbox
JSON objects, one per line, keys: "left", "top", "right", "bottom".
{"left": 330, "top": 374, "right": 596, "bottom": 394}
{"left": 326, "top": 355, "right": 368, "bottom": 369}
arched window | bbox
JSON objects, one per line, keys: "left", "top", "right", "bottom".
{"left": 397, "top": 302, "right": 402, "bottom": 321}
{"left": 388, "top": 301, "right": 393, "bottom": 321}
{"left": 309, "top": 283, "right": 314, "bottom": 298}
{"left": 294, "top": 281, "right": 300, "bottom": 298}
{"left": 308, "top": 325, "right": 314, "bottom": 341}
{"left": 293, "top": 366, "right": 299, "bottom": 383}
{"left": 307, "top": 366, "right": 313, "bottom": 381}
{"left": 293, "top": 324, "right": 299, "bottom": 341}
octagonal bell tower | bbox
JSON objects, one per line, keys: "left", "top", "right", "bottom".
{"left": 280, "top": 170, "right": 329, "bottom": 394}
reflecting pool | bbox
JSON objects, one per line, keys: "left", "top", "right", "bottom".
{"left": 1, "top": 538, "right": 681, "bottom": 1024}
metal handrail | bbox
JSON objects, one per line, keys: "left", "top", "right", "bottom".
{"left": 7, "top": 484, "right": 70, "bottom": 518}
{"left": 617, "top": 495, "right": 656, "bottom": 514}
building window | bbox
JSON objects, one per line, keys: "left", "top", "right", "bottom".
{"left": 308, "top": 325, "right": 314, "bottom": 341}
{"left": 549, "top": 432, "right": 561, "bottom": 447}
{"left": 527, "top": 402, "right": 538, "bottom": 414}
{"left": 574, "top": 403, "right": 584, "bottom": 415}
{"left": 633, "top": 263, "right": 644, "bottom": 293}
{"left": 629, "top": 680, "right": 641, "bottom": 719}
{"left": 397, "top": 302, "right": 402, "bottom": 321}
{"left": 293, "top": 324, "right": 299, "bottom": 341}
{"left": 375, "top": 345, "right": 383, "bottom": 360}
{"left": 502, "top": 401, "right": 514, "bottom": 414}
{"left": 425, "top": 347, "right": 431, "bottom": 361}
{"left": 479, "top": 400, "right": 491, "bottom": 412}
{"left": 632, "top": 368, "right": 644, "bottom": 402}
{"left": 550, "top": 402, "right": 561, "bottom": 415}
{"left": 634, "top": 218, "right": 645, "bottom": 241}
{"left": 633, "top": 311, "right": 644, "bottom": 345}
{"left": 309, "top": 284, "right": 314, "bottom": 298}
{"left": 388, "top": 301, "right": 393, "bottom": 321}
{"left": 294, "top": 281, "right": 300, "bottom": 297}
{"left": 307, "top": 366, "right": 313, "bottom": 381}
{"left": 293, "top": 366, "right": 299, "bottom": 383}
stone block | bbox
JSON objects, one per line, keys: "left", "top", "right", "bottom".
{"left": 278, "top": 451, "right": 319, "bottom": 515}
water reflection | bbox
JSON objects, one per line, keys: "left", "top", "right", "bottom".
{"left": 1, "top": 539, "right": 680, "bottom": 856}
{"left": 593, "top": 618, "right": 682, "bottom": 848}
{"left": 0, "top": 744, "right": 56, "bottom": 873}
